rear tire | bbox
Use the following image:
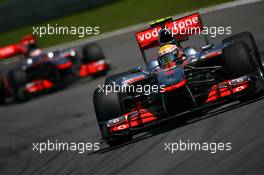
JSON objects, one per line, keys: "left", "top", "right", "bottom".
{"left": 9, "top": 68, "right": 30, "bottom": 103}
{"left": 0, "top": 72, "right": 5, "bottom": 104}
{"left": 82, "top": 43, "right": 105, "bottom": 63}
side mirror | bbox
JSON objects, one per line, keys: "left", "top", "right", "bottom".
{"left": 201, "top": 44, "right": 214, "bottom": 51}
{"left": 129, "top": 66, "right": 142, "bottom": 73}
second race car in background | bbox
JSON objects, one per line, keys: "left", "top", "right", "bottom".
{"left": 0, "top": 35, "right": 110, "bottom": 103}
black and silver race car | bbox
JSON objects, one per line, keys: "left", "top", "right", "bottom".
{"left": 93, "top": 13, "right": 264, "bottom": 146}
{"left": 0, "top": 36, "right": 110, "bottom": 103}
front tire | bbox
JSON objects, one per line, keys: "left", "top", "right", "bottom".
{"left": 9, "top": 68, "right": 30, "bottom": 103}
{"left": 222, "top": 42, "right": 257, "bottom": 78}
{"left": 223, "top": 31, "right": 264, "bottom": 75}
{"left": 93, "top": 87, "right": 132, "bottom": 146}
{"left": 222, "top": 42, "right": 260, "bottom": 102}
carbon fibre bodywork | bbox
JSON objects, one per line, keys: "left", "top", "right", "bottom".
{"left": 93, "top": 13, "right": 264, "bottom": 144}
{"left": 103, "top": 44, "right": 262, "bottom": 137}
{"left": 0, "top": 40, "right": 110, "bottom": 102}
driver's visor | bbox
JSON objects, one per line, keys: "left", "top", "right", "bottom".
{"left": 159, "top": 52, "right": 178, "bottom": 66}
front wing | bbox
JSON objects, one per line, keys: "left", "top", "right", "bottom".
{"left": 104, "top": 74, "right": 262, "bottom": 137}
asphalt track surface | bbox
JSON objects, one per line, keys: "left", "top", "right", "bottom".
{"left": 1, "top": 1, "right": 264, "bottom": 175}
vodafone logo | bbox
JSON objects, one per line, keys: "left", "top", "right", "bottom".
{"left": 117, "top": 125, "right": 127, "bottom": 130}
{"left": 170, "top": 16, "right": 199, "bottom": 33}
{"left": 136, "top": 13, "right": 201, "bottom": 45}
{"left": 235, "top": 85, "right": 246, "bottom": 92}
{"left": 137, "top": 28, "right": 161, "bottom": 41}
{"left": 112, "top": 118, "right": 119, "bottom": 124}
{"left": 236, "top": 78, "right": 244, "bottom": 83}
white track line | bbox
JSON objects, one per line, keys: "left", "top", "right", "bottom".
{"left": 46, "top": 0, "right": 262, "bottom": 51}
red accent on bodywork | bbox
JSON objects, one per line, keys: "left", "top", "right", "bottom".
{"left": 56, "top": 61, "right": 73, "bottom": 70}
{"left": 26, "top": 80, "right": 53, "bottom": 93}
{"left": 206, "top": 79, "right": 249, "bottom": 103}
{"left": 20, "top": 35, "right": 37, "bottom": 46}
{"left": 0, "top": 35, "right": 37, "bottom": 59}
{"left": 79, "top": 60, "right": 109, "bottom": 77}
{"left": 161, "top": 79, "right": 187, "bottom": 93}
{"left": 123, "top": 75, "right": 145, "bottom": 84}
{"left": 0, "top": 44, "right": 23, "bottom": 59}
{"left": 110, "top": 109, "right": 157, "bottom": 132}
{"left": 164, "top": 62, "right": 177, "bottom": 69}
{"left": 164, "top": 69, "right": 175, "bottom": 75}
{"left": 203, "top": 51, "right": 222, "bottom": 59}
{"left": 136, "top": 13, "right": 203, "bottom": 50}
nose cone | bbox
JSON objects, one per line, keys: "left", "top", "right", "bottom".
{"left": 158, "top": 66, "right": 185, "bottom": 87}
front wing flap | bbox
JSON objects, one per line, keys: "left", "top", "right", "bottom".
{"left": 105, "top": 74, "right": 261, "bottom": 136}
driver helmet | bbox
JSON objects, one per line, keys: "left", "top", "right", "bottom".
{"left": 158, "top": 28, "right": 175, "bottom": 45}
{"left": 158, "top": 44, "right": 181, "bottom": 68}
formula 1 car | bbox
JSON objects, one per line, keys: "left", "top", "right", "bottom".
{"left": 0, "top": 35, "right": 110, "bottom": 103}
{"left": 93, "top": 13, "right": 264, "bottom": 146}
{"left": 0, "top": 45, "right": 77, "bottom": 103}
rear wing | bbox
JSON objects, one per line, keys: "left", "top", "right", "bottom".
{"left": 0, "top": 44, "right": 23, "bottom": 60}
{"left": 135, "top": 13, "right": 204, "bottom": 63}
{"left": 0, "top": 34, "right": 36, "bottom": 60}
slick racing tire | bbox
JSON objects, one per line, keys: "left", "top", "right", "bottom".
{"left": 82, "top": 43, "right": 105, "bottom": 63}
{"left": 222, "top": 42, "right": 257, "bottom": 79}
{"left": 9, "top": 68, "right": 30, "bottom": 103}
{"left": 93, "top": 87, "right": 132, "bottom": 146}
{"left": 0, "top": 72, "right": 5, "bottom": 104}
{"left": 223, "top": 31, "right": 264, "bottom": 75}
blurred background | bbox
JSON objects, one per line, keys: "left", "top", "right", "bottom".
{"left": 1, "top": 0, "right": 264, "bottom": 174}
{"left": 0, "top": 0, "right": 234, "bottom": 48}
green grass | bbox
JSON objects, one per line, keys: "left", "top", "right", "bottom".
{"left": 0, "top": 0, "right": 234, "bottom": 48}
